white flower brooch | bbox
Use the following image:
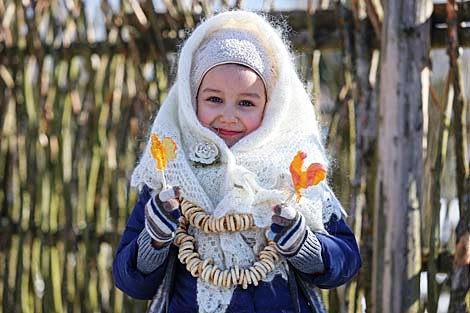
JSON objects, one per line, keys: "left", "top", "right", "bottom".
{"left": 188, "top": 141, "right": 220, "bottom": 166}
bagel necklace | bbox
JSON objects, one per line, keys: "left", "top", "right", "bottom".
{"left": 174, "top": 199, "right": 280, "bottom": 289}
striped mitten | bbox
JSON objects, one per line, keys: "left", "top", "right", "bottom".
{"left": 144, "top": 186, "right": 181, "bottom": 244}
{"left": 266, "top": 204, "right": 307, "bottom": 256}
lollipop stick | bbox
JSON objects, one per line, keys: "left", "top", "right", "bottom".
{"left": 284, "top": 190, "right": 296, "bottom": 204}
{"left": 161, "top": 170, "right": 168, "bottom": 190}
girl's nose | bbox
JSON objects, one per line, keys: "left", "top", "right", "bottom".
{"left": 220, "top": 106, "right": 238, "bottom": 123}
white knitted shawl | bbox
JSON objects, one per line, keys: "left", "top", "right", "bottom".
{"left": 131, "top": 11, "right": 344, "bottom": 313}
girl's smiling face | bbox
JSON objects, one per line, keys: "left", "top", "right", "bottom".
{"left": 196, "top": 64, "right": 267, "bottom": 147}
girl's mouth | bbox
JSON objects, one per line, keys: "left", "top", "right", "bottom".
{"left": 214, "top": 128, "right": 242, "bottom": 137}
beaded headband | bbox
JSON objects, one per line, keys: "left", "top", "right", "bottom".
{"left": 191, "top": 29, "right": 273, "bottom": 103}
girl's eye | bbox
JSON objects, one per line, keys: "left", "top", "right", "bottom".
{"left": 239, "top": 100, "right": 255, "bottom": 107}
{"left": 207, "top": 96, "right": 223, "bottom": 103}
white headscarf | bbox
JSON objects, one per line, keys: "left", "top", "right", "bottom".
{"left": 131, "top": 11, "right": 344, "bottom": 313}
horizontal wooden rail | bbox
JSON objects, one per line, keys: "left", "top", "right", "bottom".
{"left": 1, "top": 2, "right": 469, "bottom": 60}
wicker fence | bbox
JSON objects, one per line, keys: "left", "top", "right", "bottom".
{"left": 1, "top": 0, "right": 469, "bottom": 312}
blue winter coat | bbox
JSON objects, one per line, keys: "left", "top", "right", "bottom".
{"left": 113, "top": 187, "right": 361, "bottom": 312}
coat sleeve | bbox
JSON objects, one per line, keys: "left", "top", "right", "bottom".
{"left": 112, "top": 185, "right": 169, "bottom": 300}
{"left": 296, "top": 217, "right": 362, "bottom": 288}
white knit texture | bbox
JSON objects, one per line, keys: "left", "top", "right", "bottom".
{"left": 131, "top": 11, "right": 345, "bottom": 313}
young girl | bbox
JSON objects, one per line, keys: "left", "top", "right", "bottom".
{"left": 113, "top": 10, "right": 361, "bottom": 313}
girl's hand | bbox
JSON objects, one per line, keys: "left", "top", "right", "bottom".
{"left": 144, "top": 186, "right": 182, "bottom": 246}
{"left": 266, "top": 204, "right": 307, "bottom": 256}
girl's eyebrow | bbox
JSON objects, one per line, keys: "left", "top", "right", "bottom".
{"left": 240, "top": 92, "right": 261, "bottom": 99}
{"left": 200, "top": 88, "right": 262, "bottom": 99}
{"left": 200, "top": 88, "right": 221, "bottom": 93}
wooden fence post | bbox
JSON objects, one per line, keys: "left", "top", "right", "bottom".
{"left": 373, "top": 0, "right": 432, "bottom": 312}
{"left": 446, "top": 1, "right": 470, "bottom": 312}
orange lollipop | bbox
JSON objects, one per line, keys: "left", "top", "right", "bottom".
{"left": 289, "top": 151, "right": 326, "bottom": 203}
{"left": 150, "top": 134, "right": 177, "bottom": 188}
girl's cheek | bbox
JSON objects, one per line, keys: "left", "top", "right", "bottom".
{"left": 198, "top": 116, "right": 211, "bottom": 127}
{"left": 246, "top": 113, "right": 264, "bottom": 129}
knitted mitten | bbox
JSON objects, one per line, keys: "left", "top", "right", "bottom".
{"left": 144, "top": 186, "right": 181, "bottom": 244}
{"left": 266, "top": 204, "right": 307, "bottom": 256}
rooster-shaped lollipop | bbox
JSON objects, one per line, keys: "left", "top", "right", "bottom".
{"left": 289, "top": 151, "right": 326, "bottom": 203}
{"left": 150, "top": 134, "right": 177, "bottom": 189}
